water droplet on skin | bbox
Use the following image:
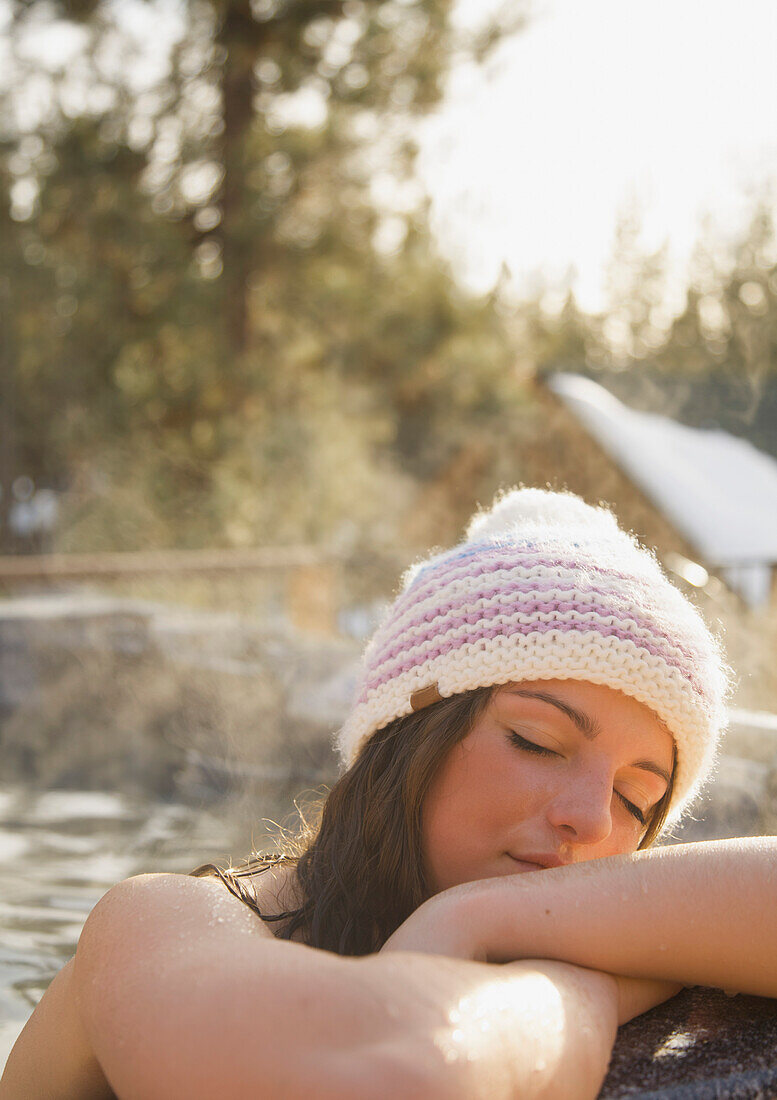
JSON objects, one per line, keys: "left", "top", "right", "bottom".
{"left": 444, "top": 1049, "right": 459, "bottom": 1064}
{"left": 451, "top": 1029, "right": 464, "bottom": 1043}
{"left": 479, "top": 1020, "right": 490, "bottom": 1033}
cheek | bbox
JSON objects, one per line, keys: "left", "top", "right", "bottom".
{"left": 482, "top": 749, "right": 555, "bottom": 820}
{"left": 421, "top": 764, "right": 470, "bottom": 861}
{"left": 598, "top": 830, "right": 644, "bottom": 860}
{"left": 422, "top": 745, "right": 543, "bottom": 870}
{"left": 420, "top": 750, "right": 490, "bottom": 888}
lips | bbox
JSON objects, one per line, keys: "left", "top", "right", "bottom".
{"left": 508, "top": 853, "right": 570, "bottom": 869}
{"left": 506, "top": 857, "right": 547, "bottom": 872}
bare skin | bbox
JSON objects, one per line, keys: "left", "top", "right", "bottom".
{"left": 421, "top": 680, "right": 675, "bottom": 892}
{"left": 3, "top": 682, "right": 760, "bottom": 1098}
{"left": 9, "top": 836, "right": 770, "bottom": 1095}
{"left": 2, "top": 868, "right": 638, "bottom": 1100}
{"left": 0, "top": 867, "right": 300, "bottom": 1100}
{"left": 382, "top": 836, "right": 777, "bottom": 994}
{"left": 1, "top": 860, "right": 650, "bottom": 1100}
{"left": 0, "top": 957, "right": 113, "bottom": 1100}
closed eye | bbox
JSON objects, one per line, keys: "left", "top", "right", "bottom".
{"left": 507, "top": 730, "right": 647, "bottom": 825}
{"left": 508, "top": 729, "right": 557, "bottom": 758}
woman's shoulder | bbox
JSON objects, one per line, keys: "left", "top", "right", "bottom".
{"left": 190, "top": 858, "right": 305, "bottom": 938}
{"left": 70, "top": 870, "right": 323, "bottom": 1099}
{"left": 82, "top": 863, "right": 301, "bottom": 948}
{"left": 2, "top": 873, "right": 278, "bottom": 1100}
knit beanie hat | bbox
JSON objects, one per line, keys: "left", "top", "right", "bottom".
{"left": 336, "top": 488, "right": 733, "bottom": 834}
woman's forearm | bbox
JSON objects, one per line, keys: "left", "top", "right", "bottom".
{"left": 452, "top": 837, "right": 777, "bottom": 997}
{"left": 364, "top": 954, "right": 619, "bottom": 1100}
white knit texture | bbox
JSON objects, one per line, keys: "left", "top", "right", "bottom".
{"left": 336, "top": 489, "right": 733, "bottom": 835}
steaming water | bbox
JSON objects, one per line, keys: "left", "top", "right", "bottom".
{"left": 0, "top": 783, "right": 294, "bottom": 1070}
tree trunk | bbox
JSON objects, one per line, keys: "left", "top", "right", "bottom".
{"left": 216, "top": 1, "right": 261, "bottom": 357}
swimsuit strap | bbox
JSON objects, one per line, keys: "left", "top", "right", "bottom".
{"left": 188, "top": 856, "right": 295, "bottom": 923}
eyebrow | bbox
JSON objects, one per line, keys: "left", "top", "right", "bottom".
{"left": 505, "top": 688, "right": 672, "bottom": 786}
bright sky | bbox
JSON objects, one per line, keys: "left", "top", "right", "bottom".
{"left": 6, "top": 0, "right": 777, "bottom": 318}
{"left": 416, "top": 0, "right": 777, "bottom": 314}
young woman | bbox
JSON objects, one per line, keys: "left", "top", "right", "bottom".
{"left": 3, "top": 488, "right": 776, "bottom": 1100}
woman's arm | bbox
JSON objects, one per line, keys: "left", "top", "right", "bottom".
{"left": 71, "top": 872, "right": 621, "bottom": 1100}
{"left": 0, "top": 958, "right": 113, "bottom": 1100}
{"left": 386, "top": 837, "right": 777, "bottom": 998}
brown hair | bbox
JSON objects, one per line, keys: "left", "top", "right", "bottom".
{"left": 192, "top": 684, "right": 677, "bottom": 955}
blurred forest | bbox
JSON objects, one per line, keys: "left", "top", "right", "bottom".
{"left": 1, "top": 0, "right": 776, "bottom": 560}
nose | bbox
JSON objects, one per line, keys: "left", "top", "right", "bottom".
{"left": 545, "top": 765, "right": 615, "bottom": 846}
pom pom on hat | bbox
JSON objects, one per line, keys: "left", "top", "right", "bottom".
{"left": 466, "top": 486, "right": 621, "bottom": 542}
{"left": 336, "top": 487, "right": 733, "bottom": 836}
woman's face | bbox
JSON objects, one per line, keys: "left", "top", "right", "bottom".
{"left": 421, "top": 679, "right": 676, "bottom": 894}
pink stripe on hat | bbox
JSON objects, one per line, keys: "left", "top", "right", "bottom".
{"left": 337, "top": 488, "right": 733, "bottom": 837}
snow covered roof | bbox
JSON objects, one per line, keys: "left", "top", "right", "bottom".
{"left": 547, "top": 372, "right": 777, "bottom": 606}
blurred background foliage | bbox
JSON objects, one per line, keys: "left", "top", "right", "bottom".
{"left": 1, "top": 0, "right": 776, "bottom": 559}
{"left": 3, "top": 9, "right": 777, "bottom": 1063}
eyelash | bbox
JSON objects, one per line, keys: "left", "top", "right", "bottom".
{"left": 507, "top": 731, "right": 647, "bottom": 825}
